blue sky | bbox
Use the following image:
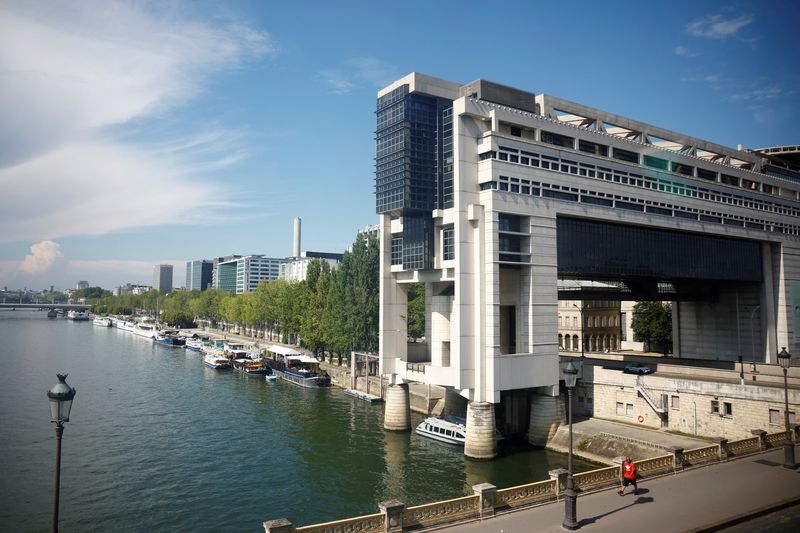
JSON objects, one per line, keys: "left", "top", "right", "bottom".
{"left": 1, "top": 0, "right": 798, "bottom": 290}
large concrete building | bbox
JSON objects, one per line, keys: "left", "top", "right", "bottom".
{"left": 375, "top": 73, "right": 800, "bottom": 458}
{"left": 185, "top": 259, "right": 213, "bottom": 291}
{"left": 216, "top": 255, "right": 283, "bottom": 294}
{"left": 152, "top": 264, "right": 173, "bottom": 294}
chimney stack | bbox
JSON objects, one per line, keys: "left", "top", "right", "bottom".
{"left": 293, "top": 217, "right": 301, "bottom": 257}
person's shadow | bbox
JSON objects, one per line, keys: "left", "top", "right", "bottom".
{"left": 578, "top": 489, "right": 654, "bottom": 527}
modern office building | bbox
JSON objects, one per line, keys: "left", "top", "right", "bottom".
{"left": 76, "top": 280, "right": 89, "bottom": 290}
{"left": 279, "top": 251, "right": 343, "bottom": 282}
{"left": 185, "top": 260, "right": 214, "bottom": 291}
{"left": 216, "top": 255, "right": 284, "bottom": 294}
{"left": 152, "top": 264, "right": 173, "bottom": 294}
{"left": 376, "top": 73, "right": 800, "bottom": 458}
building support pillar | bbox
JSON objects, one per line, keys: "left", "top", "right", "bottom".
{"left": 527, "top": 393, "right": 564, "bottom": 447}
{"left": 383, "top": 383, "right": 411, "bottom": 431}
{"left": 465, "top": 401, "right": 497, "bottom": 459}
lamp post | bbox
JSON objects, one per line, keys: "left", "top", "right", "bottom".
{"left": 572, "top": 303, "right": 587, "bottom": 358}
{"left": 562, "top": 360, "right": 579, "bottom": 530}
{"left": 777, "top": 348, "right": 797, "bottom": 470}
{"left": 47, "top": 374, "right": 76, "bottom": 533}
{"left": 749, "top": 306, "right": 760, "bottom": 373}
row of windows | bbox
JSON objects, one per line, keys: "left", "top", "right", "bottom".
{"left": 483, "top": 165, "right": 800, "bottom": 236}
{"left": 558, "top": 315, "right": 620, "bottom": 327}
{"left": 505, "top": 120, "right": 791, "bottom": 196}
{"left": 559, "top": 334, "right": 618, "bottom": 351}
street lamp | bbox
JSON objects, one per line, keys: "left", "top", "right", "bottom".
{"left": 749, "top": 306, "right": 760, "bottom": 373}
{"left": 47, "top": 374, "right": 76, "bottom": 533}
{"left": 777, "top": 348, "right": 797, "bottom": 470}
{"left": 562, "top": 360, "right": 580, "bottom": 530}
{"left": 572, "top": 303, "right": 587, "bottom": 358}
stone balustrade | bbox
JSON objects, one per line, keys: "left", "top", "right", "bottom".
{"left": 264, "top": 428, "right": 795, "bottom": 533}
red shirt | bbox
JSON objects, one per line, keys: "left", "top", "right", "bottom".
{"left": 623, "top": 461, "right": 637, "bottom": 479}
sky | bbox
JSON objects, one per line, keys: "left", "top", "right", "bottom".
{"left": 1, "top": 0, "right": 798, "bottom": 291}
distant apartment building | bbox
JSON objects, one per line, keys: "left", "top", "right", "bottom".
{"left": 76, "top": 280, "right": 89, "bottom": 290}
{"left": 185, "top": 260, "right": 214, "bottom": 291}
{"left": 279, "top": 251, "right": 344, "bottom": 282}
{"left": 112, "top": 283, "right": 151, "bottom": 296}
{"left": 558, "top": 299, "right": 621, "bottom": 353}
{"left": 216, "top": 255, "right": 284, "bottom": 294}
{"left": 152, "top": 264, "right": 173, "bottom": 294}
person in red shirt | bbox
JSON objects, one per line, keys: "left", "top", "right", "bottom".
{"left": 619, "top": 457, "right": 638, "bottom": 496}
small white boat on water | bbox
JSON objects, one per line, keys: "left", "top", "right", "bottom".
{"left": 117, "top": 320, "right": 135, "bottom": 332}
{"left": 67, "top": 310, "right": 90, "bottom": 321}
{"left": 415, "top": 417, "right": 504, "bottom": 446}
{"left": 93, "top": 316, "right": 112, "bottom": 327}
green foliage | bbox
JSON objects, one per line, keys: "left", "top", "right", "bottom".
{"left": 631, "top": 302, "right": 672, "bottom": 353}
{"left": 74, "top": 286, "right": 111, "bottom": 300}
{"left": 160, "top": 310, "right": 195, "bottom": 328}
{"left": 407, "top": 283, "right": 425, "bottom": 339}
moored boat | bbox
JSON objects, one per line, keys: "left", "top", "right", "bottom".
{"left": 67, "top": 310, "right": 90, "bottom": 321}
{"left": 154, "top": 330, "right": 186, "bottom": 347}
{"left": 116, "top": 319, "right": 135, "bottom": 332}
{"left": 47, "top": 309, "right": 57, "bottom": 318}
{"left": 204, "top": 353, "right": 231, "bottom": 369}
{"left": 93, "top": 316, "right": 112, "bottom": 327}
{"left": 133, "top": 322, "right": 158, "bottom": 338}
{"left": 265, "top": 344, "right": 330, "bottom": 388}
{"left": 232, "top": 358, "right": 270, "bottom": 375}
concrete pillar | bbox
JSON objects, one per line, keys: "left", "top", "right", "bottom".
{"left": 465, "top": 401, "right": 497, "bottom": 459}
{"left": 263, "top": 518, "right": 292, "bottom": 533}
{"left": 549, "top": 468, "right": 568, "bottom": 495}
{"left": 672, "top": 447, "right": 684, "bottom": 469}
{"left": 384, "top": 383, "right": 411, "bottom": 431}
{"left": 442, "top": 387, "right": 468, "bottom": 418}
{"left": 379, "top": 499, "right": 404, "bottom": 533}
{"left": 751, "top": 429, "right": 767, "bottom": 451}
{"left": 761, "top": 243, "right": 777, "bottom": 364}
{"left": 527, "top": 394, "right": 564, "bottom": 447}
{"left": 717, "top": 438, "right": 730, "bottom": 461}
{"left": 473, "top": 483, "right": 497, "bottom": 517}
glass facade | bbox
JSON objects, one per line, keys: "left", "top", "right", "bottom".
{"left": 186, "top": 260, "right": 213, "bottom": 291}
{"left": 556, "top": 217, "right": 762, "bottom": 281}
{"left": 442, "top": 227, "right": 454, "bottom": 261}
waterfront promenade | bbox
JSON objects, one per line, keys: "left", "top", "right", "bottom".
{"left": 436, "top": 447, "right": 800, "bottom": 532}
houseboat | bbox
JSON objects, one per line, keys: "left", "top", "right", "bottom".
{"left": 203, "top": 353, "right": 232, "bottom": 369}
{"left": 116, "top": 319, "right": 135, "bottom": 332}
{"left": 133, "top": 322, "right": 158, "bottom": 338}
{"left": 67, "top": 310, "right": 89, "bottom": 321}
{"left": 93, "top": 316, "right": 112, "bottom": 327}
{"left": 154, "top": 330, "right": 186, "bottom": 347}
{"left": 264, "top": 344, "right": 330, "bottom": 388}
{"left": 232, "top": 358, "right": 270, "bottom": 375}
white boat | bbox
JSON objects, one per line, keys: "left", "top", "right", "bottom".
{"left": 133, "top": 322, "right": 158, "bottom": 338}
{"left": 415, "top": 416, "right": 504, "bottom": 446}
{"left": 204, "top": 353, "right": 231, "bottom": 369}
{"left": 93, "top": 316, "right": 112, "bottom": 327}
{"left": 67, "top": 310, "right": 89, "bottom": 321}
{"left": 185, "top": 338, "right": 206, "bottom": 351}
{"left": 117, "top": 320, "right": 135, "bottom": 332}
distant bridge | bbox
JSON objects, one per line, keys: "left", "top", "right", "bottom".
{"left": 0, "top": 303, "right": 92, "bottom": 311}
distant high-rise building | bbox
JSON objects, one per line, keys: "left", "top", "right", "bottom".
{"left": 185, "top": 260, "right": 214, "bottom": 291}
{"left": 216, "top": 255, "right": 284, "bottom": 294}
{"left": 153, "top": 264, "right": 173, "bottom": 294}
{"left": 279, "top": 251, "right": 343, "bottom": 282}
{"left": 76, "top": 280, "right": 89, "bottom": 290}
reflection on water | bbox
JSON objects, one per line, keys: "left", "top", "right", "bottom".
{"left": 0, "top": 312, "right": 594, "bottom": 532}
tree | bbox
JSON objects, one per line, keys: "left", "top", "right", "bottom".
{"left": 631, "top": 302, "right": 672, "bottom": 353}
{"left": 407, "top": 283, "right": 425, "bottom": 340}
{"left": 161, "top": 310, "right": 195, "bottom": 328}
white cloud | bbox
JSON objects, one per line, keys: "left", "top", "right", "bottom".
{"left": 731, "top": 86, "right": 783, "bottom": 102}
{"left": 321, "top": 57, "right": 398, "bottom": 95}
{"left": 674, "top": 46, "right": 699, "bottom": 58}
{"left": 0, "top": 0, "right": 272, "bottom": 244}
{"left": 685, "top": 14, "right": 753, "bottom": 39}
{"left": 19, "top": 240, "right": 62, "bottom": 273}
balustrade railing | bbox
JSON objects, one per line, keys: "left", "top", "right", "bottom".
{"left": 682, "top": 444, "right": 720, "bottom": 466}
{"left": 295, "top": 512, "right": 385, "bottom": 533}
{"left": 402, "top": 495, "right": 479, "bottom": 529}
{"left": 765, "top": 431, "right": 788, "bottom": 448}
{"left": 573, "top": 466, "right": 618, "bottom": 492}
{"left": 637, "top": 454, "right": 675, "bottom": 476}
{"left": 495, "top": 479, "right": 556, "bottom": 508}
{"left": 727, "top": 436, "right": 760, "bottom": 456}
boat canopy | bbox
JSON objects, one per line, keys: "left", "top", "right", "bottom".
{"left": 267, "top": 345, "right": 304, "bottom": 357}
{"left": 285, "top": 354, "right": 318, "bottom": 364}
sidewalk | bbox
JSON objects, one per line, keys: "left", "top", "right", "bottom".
{"left": 437, "top": 447, "right": 800, "bottom": 532}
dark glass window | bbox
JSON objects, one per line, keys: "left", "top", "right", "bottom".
{"left": 697, "top": 168, "right": 717, "bottom": 181}
{"left": 672, "top": 162, "right": 694, "bottom": 176}
{"left": 391, "top": 236, "right": 403, "bottom": 265}
{"left": 578, "top": 139, "right": 609, "bottom": 156}
{"left": 720, "top": 174, "right": 740, "bottom": 187}
{"left": 613, "top": 148, "right": 639, "bottom": 164}
{"left": 643, "top": 155, "right": 669, "bottom": 170}
{"left": 442, "top": 227, "right": 454, "bottom": 261}
{"left": 498, "top": 213, "right": 521, "bottom": 232}
{"left": 541, "top": 131, "right": 574, "bottom": 148}
{"left": 543, "top": 189, "right": 579, "bottom": 202}
{"left": 581, "top": 196, "right": 613, "bottom": 207}
{"left": 510, "top": 126, "right": 522, "bottom": 137}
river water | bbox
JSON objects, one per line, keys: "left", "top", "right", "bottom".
{"left": 0, "top": 312, "right": 591, "bottom": 532}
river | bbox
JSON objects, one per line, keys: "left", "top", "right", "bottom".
{"left": 0, "top": 311, "right": 592, "bottom": 532}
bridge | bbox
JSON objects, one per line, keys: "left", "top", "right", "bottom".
{"left": 0, "top": 303, "right": 92, "bottom": 311}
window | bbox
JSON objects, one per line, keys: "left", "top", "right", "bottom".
{"left": 510, "top": 126, "right": 522, "bottom": 137}
{"left": 541, "top": 130, "right": 574, "bottom": 148}
{"left": 613, "top": 148, "right": 639, "bottom": 164}
{"left": 671, "top": 396, "right": 680, "bottom": 410}
{"left": 391, "top": 236, "right": 403, "bottom": 265}
{"left": 442, "top": 227, "right": 454, "bottom": 261}
{"left": 626, "top": 404, "right": 634, "bottom": 417}
{"left": 791, "top": 411, "right": 797, "bottom": 425}
{"left": 578, "top": 139, "right": 608, "bottom": 156}
{"left": 723, "top": 402, "right": 733, "bottom": 417}
{"left": 644, "top": 155, "right": 669, "bottom": 170}
{"left": 672, "top": 162, "right": 694, "bottom": 176}
{"left": 769, "top": 408, "right": 780, "bottom": 425}
{"left": 711, "top": 400, "right": 720, "bottom": 414}
{"left": 616, "top": 402, "right": 624, "bottom": 415}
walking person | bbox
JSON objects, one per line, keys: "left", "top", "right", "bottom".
{"left": 619, "top": 456, "right": 639, "bottom": 495}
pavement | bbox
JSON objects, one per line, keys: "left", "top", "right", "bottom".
{"left": 435, "top": 447, "right": 800, "bottom": 533}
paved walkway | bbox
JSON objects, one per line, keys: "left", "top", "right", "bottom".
{"left": 437, "top": 447, "right": 800, "bottom": 532}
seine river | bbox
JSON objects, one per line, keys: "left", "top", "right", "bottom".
{"left": 0, "top": 311, "right": 591, "bottom": 532}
